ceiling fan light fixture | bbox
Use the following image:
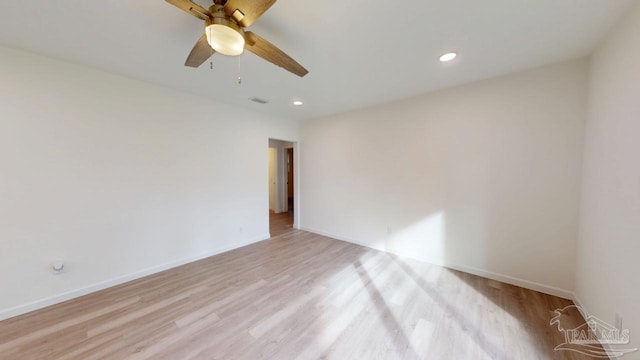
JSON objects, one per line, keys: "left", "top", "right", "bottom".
{"left": 205, "top": 18, "right": 245, "bottom": 56}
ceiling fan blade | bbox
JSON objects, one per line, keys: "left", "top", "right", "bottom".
{"left": 165, "top": 0, "right": 211, "bottom": 20}
{"left": 244, "top": 32, "right": 308, "bottom": 77}
{"left": 224, "top": 0, "right": 276, "bottom": 27}
{"left": 185, "top": 34, "right": 214, "bottom": 68}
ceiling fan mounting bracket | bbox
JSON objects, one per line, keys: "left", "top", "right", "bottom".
{"left": 188, "top": 8, "right": 209, "bottom": 20}
{"left": 231, "top": 9, "right": 245, "bottom": 23}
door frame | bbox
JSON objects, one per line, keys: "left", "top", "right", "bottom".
{"left": 268, "top": 138, "right": 299, "bottom": 229}
{"left": 283, "top": 145, "right": 294, "bottom": 213}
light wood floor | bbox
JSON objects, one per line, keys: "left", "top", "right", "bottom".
{"left": 269, "top": 209, "right": 293, "bottom": 237}
{"left": 0, "top": 229, "right": 596, "bottom": 359}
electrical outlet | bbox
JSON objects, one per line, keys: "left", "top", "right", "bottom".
{"left": 239, "top": 226, "right": 244, "bottom": 233}
{"left": 386, "top": 227, "right": 392, "bottom": 235}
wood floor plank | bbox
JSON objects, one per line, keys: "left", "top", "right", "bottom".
{"left": 269, "top": 210, "right": 293, "bottom": 237}
{"left": 0, "top": 223, "right": 602, "bottom": 359}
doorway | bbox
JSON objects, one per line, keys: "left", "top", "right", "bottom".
{"left": 268, "top": 139, "right": 296, "bottom": 237}
{"left": 286, "top": 147, "right": 294, "bottom": 214}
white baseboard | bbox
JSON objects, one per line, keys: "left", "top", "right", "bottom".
{"left": 0, "top": 234, "right": 270, "bottom": 322}
{"left": 572, "top": 292, "right": 588, "bottom": 314}
{"left": 571, "top": 292, "right": 617, "bottom": 360}
{"left": 447, "top": 263, "right": 574, "bottom": 299}
{"left": 299, "top": 226, "right": 371, "bottom": 249}
{"left": 300, "top": 226, "right": 574, "bottom": 300}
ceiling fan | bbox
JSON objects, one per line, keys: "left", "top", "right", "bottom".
{"left": 165, "top": 0, "right": 308, "bottom": 77}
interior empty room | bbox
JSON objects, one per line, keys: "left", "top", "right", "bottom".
{"left": 1, "top": 0, "right": 639, "bottom": 359}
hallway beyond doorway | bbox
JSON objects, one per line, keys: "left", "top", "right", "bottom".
{"left": 269, "top": 210, "right": 293, "bottom": 237}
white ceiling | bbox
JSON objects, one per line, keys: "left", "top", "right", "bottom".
{"left": 0, "top": 0, "right": 634, "bottom": 120}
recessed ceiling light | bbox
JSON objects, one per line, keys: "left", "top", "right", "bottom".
{"left": 293, "top": 100, "right": 303, "bottom": 106}
{"left": 439, "top": 52, "right": 457, "bottom": 62}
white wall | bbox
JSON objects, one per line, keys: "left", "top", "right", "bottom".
{"left": 576, "top": 1, "right": 640, "bottom": 357}
{"left": 301, "top": 59, "right": 589, "bottom": 298}
{"left": 0, "top": 46, "right": 298, "bottom": 319}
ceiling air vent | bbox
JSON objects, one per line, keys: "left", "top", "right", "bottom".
{"left": 249, "top": 97, "right": 269, "bottom": 104}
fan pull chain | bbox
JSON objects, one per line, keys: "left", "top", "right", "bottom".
{"left": 237, "top": 55, "right": 242, "bottom": 85}
{"left": 208, "top": 27, "right": 214, "bottom": 70}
